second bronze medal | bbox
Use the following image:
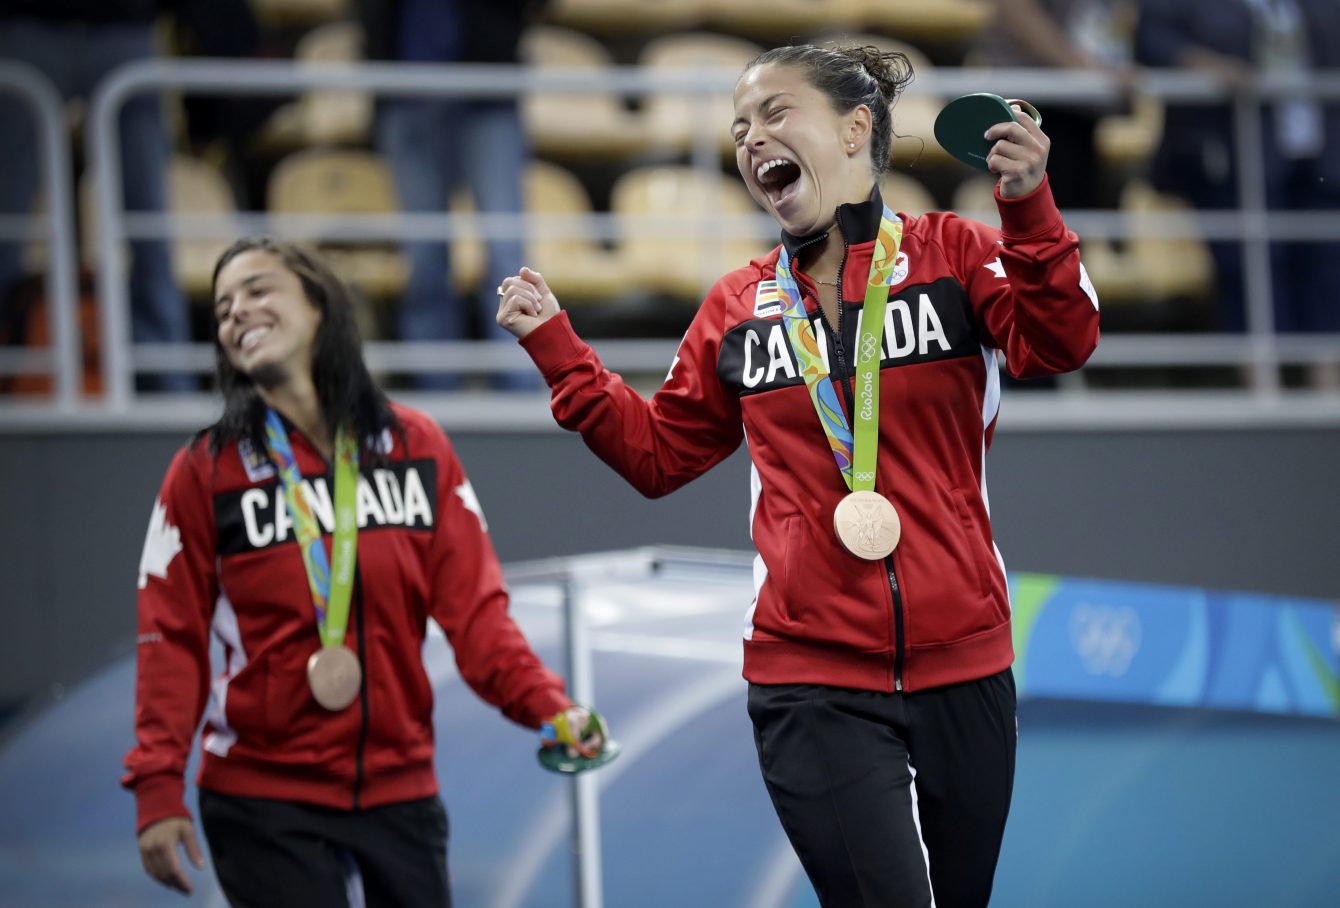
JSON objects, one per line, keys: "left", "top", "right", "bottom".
{"left": 307, "top": 645, "right": 362, "bottom": 711}
{"left": 833, "top": 490, "right": 901, "bottom": 560}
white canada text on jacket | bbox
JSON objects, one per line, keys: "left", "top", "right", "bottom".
{"left": 222, "top": 463, "right": 437, "bottom": 552}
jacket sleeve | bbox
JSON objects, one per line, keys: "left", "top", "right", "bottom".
{"left": 424, "top": 423, "right": 570, "bottom": 729}
{"left": 518, "top": 286, "right": 745, "bottom": 498}
{"left": 121, "top": 442, "right": 217, "bottom": 834}
{"left": 958, "top": 176, "right": 1101, "bottom": 378}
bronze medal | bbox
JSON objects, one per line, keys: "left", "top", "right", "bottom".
{"left": 833, "top": 490, "right": 901, "bottom": 560}
{"left": 306, "top": 645, "right": 362, "bottom": 711}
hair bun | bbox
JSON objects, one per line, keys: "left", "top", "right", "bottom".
{"left": 835, "top": 44, "right": 914, "bottom": 106}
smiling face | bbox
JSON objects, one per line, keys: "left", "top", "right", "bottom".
{"left": 214, "top": 249, "right": 322, "bottom": 388}
{"left": 732, "top": 62, "right": 873, "bottom": 237}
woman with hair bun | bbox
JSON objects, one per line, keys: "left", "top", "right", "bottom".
{"left": 499, "top": 43, "right": 1100, "bottom": 907}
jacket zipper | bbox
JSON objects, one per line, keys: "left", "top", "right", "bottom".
{"left": 352, "top": 567, "right": 369, "bottom": 808}
{"left": 885, "top": 556, "right": 905, "bottom": 691}
{"left": 803, "top": 214, "right": 908, "bottom": 693}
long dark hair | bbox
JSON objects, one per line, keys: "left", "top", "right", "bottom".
{"left": 206, "top": 237, "right": 400, "bottom": 460}
{"left": 744, "top": 43, "right": 915, "bottom": 176}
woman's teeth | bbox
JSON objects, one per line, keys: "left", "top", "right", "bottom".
{"left": 240, "top": 326, "right": 271, "bottom": 350}
{"left": 756, "top": 158, "right": 792, "bottom": 183}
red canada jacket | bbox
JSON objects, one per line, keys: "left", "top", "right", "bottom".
{"left": 521, "top": 179, "right": 1100, "bottom": 694}
{"left": 123, "top": 403, "right": 570, "bottom": 833}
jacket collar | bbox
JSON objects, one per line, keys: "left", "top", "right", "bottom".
{"left": 778, "top": 184, "right": 885, "bottom": 260}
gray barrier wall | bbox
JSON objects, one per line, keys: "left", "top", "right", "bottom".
{"left": 1, "top": 424, "right": 1336, "bottom": 711}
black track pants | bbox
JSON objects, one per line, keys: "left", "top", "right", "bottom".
{"left": 748, "top": 669, "right": 1017, "bottom": 908}
{"left": 198, "top": 790, "right": 452, "bottom": 908}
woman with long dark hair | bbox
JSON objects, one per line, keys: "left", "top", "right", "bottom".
{"left": 206, "top": 237, "right": 398, "bottom": 460}
{"left": 498, "top": 43, "right": 1100, "bottom": 907}
{"left": 125, "top": 237, "right": 611, "bottom": 905}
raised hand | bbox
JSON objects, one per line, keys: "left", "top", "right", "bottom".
{"left": 496, "top": 266, "right": 560, "bottom": 340}
{"left": 983, "top": 103, "right": 1051, "bottom": 199}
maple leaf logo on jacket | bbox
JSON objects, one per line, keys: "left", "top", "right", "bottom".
{"left": 138, "top": 498, "right": 182, "bottom": 589}
{"left": 455, "top": 480, "right": 487, "bottom": 531}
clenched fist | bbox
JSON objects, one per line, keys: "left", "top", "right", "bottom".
{"left": 496, "top": 266, "right": 560, "bottom": 340}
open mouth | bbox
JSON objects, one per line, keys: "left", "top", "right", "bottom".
{"left": 239, "top": 325, "right": 272, "bottom": 351}
{"left": 755, "top": 158, "right": 802, "bottom": 208}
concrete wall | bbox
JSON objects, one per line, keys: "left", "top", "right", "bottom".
{"left": 1, "top": 424, "right": 1335, "bottom": 709}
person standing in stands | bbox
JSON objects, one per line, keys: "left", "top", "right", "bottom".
{"left": 0, "top": 0, "right": 251, "bottom": 392}
{"left": 125, "top": 237, "right": 610, "bottom": 904}
{"left": 497, "top": 43, "right": 1100, "bottom": 907}
{"left": 357, "top": 0, "right": 546, "bottom": 390}
{"left": 1135, "top": 0, "right": 1340, "bottom": 386}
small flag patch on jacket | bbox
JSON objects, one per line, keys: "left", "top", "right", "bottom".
{"left": 238, "top": 438, "right": 276, "bottom": 482}
{"left": 754, "top": 281, "right": 783, "bottom": 317}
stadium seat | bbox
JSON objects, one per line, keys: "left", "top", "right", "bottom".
{"left": 543, "top": 0, "right": 702, "bottom": 38}
{"left": 392, "top": 160, "right": 635, "bottom": 307}
{"left": 421, "top": 187, "right": 486, "bottom": 296}
{"left": 265, "top": 148, "right": 408, "bottom": 308}
{"left": 266, "top": 148, "right": 396, "bottom": 226}
{"left": 951, "top": 174, "right": 1000, "bottom": 229}
{"left": 948, "top": 174, "right": 1211, "bottom": 308}
{"left": 249, "top": 0, "right": 350, "bottom": 29}
{"left": 609, "top": 164, "right": 772, "bottom": 301}
{"left": 256, "top": 21, "right": 372, "bottom": 152}
{"left": 855, "top": 0, "right": 993, "bottom": 45}
{"left": 703, "top": 0, "right": 863, "bottom": 43}
{"left": 165, "top": 154, "right": 241, "bottom": 299}
{"left": 68, "top": 155, "right": 240, "bottom": 301}
{"left": 1119, "top": 179, "right": 1213, "bottom": 302}
{"left": 518, "top": 26, "right": 650, "bottom": 160}
{"left": 1067, "top": 180, "right": 1213, "bottom": 308}
{"left": 637, "top": 32, "right": 764, "bottom": 159}
{"left": 879, "top": 170, "right": 938, "bottom": 217}
{"left": 525, "top": 160, "right": 632, "bottom": 302}
{"left": 1095, "top": 93, "right": 1163, "bottom": 172}
{"left": 377, "top": 161, "right": 628, "bottom": 309}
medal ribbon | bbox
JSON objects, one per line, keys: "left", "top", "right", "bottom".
{"left": 775, "top": 207, "right": 904, "bottom": 492}
{"left": 264, "top": 409, "right": 360, "bottom": 648}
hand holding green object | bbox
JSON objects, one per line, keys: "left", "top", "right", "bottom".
{"left": 934, "top": 93, "right": 1043, "bottom": 172}
{"left": 537, "top": 705, "right": 620, "bottom": 774}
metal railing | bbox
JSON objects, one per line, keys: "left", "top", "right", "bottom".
{"left": 5, "top": 59, "right": 1340, "bottom": 419}
{"left": 499, "top": 546, "right": 756, "bottom": 908}
{"left": 0, "top": 62, "right": 80, "bottom": 408}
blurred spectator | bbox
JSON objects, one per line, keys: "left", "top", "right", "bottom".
{"left": 1135, "top": 0, "right": 1340, "bottom": 357}
{"left": 166, "top": 1, "right": 274, "bottom": 169}
{"left": 358, "top": 0, "right": 546, "bottom": 390}
{"left": 0, "top": 0, "right": 254, "bottom": 392}
{"left": 978, "top": 0, "right": 1135, "bottom": 211}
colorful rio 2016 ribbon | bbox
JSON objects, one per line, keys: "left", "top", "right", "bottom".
{"left": 263, "top": 409, "right": 359, "bottom": 649}
{"left": 774, "top": 207, "right": 904, "bottom": 494}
